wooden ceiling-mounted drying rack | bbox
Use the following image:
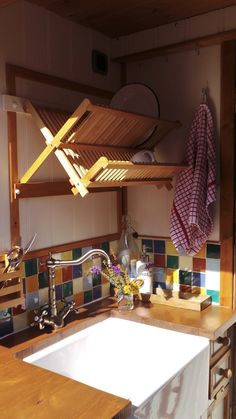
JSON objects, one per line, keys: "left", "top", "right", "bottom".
{"left": 4, "top": 95, "right": 186, "bottom": 198}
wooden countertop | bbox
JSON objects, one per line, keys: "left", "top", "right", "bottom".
{"left": 1, "top": 297, "right": 236, "bottom": 419}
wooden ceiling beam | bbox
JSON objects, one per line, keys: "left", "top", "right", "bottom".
{"left": 112, "top": 29, "right": 236, "bottom": 63}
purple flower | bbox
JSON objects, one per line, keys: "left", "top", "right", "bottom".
{"left": 90, "top": 266, "right": 102, "bottom": 275}
{"left": 112, "top": 265, "right": 121, "bottom": 275}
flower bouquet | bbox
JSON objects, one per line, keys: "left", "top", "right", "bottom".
{"left": 91, "top": 254, "right": 143, "bottom": 311}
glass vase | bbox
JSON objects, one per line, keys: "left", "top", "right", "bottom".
{"left": 117, "top": 292, "right": 134, "bottom": 311}
{"left": 117, "top": 215, "right": 140, "bottom": 273}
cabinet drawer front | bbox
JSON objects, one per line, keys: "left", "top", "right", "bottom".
{"left": 209, "top": 348, "right": 232, "bottom": 400}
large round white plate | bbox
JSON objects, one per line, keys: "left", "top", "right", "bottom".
{"left": 110, "top": 83, "right": 160, "bottom": 118}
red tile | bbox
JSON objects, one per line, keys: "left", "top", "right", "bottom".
{"left": 38, "top": 255, "right": 48, "bottom": 273}
{"left": 12, "top": 304, "right": 26, "bottom": 316}
{"left": 193, "top": 258, "right": 206, "bottom": 272}
{"left": 62, "top": 266, "right": 73, "bottom": 282}
{"left": 154, "top": 254, "right": 165, "bottom": 268}
{"left": 180, "top": 284, "right": 192, "bottom": 293}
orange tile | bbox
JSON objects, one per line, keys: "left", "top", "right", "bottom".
{"left": 74, "top": 292, "right": 84, "bottom": 307}
{"left": 26, "top": 275, "right": 39, "bottom": 293}
{"left": 55, "top": 268, "right": 63, "bottom": 285}
{"left": 194, "top": 244, "right": 206, "bottom": 258}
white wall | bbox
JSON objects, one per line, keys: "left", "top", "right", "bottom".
{"left": 111, "top": 5, "right": 236, "bottom": 241}
{"left": 0, "top": 0, "right": 121, "bottom": 251}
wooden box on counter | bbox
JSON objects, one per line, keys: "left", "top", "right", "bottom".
{"left": 151, "top": 289, "right": 212, "bottom": 311}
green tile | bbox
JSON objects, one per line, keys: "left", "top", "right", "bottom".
{"left": 72, "top": 248, "right": 82, "bottom": 259}
{"left": 25, "top": 258, "right": 38, "bottom": 277}
{"left": 206, "top": 244, "right": 220, "bottom": 259}
{"left": 38, "top": 271, "right": 48, "bottom": 289}
{"left": 101, "top": 242, "right": 109, "bottom": 254}
{"left": 92, "top": 273, "right": 101, "bottom": 286}
{"left": 142, "top": 239, "right": 153, "bottom": 253}
{"left": 84, "top": 290, "right": 93, "bottom": 304}
{"left": 206, "top": 289, "right": 219, "bottom": 304}
{"left": 167, "top": 255, "right": 179, "bottom": 269}
{"left": 63, "top": 281, "right": 73, "bottom": 298}
{"left": 179, "top": 270, "right": 192, "bottom": 286}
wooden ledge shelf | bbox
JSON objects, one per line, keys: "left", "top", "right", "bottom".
{"left": 4, "top": 95, "right": 184, "bottom": 198}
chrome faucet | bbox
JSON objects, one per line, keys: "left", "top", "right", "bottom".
{"left": 33, "top": 249, "right": 112, "bottom": 330}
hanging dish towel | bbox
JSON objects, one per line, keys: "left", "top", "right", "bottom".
{"left": 170, "top": 103, "right": 216, "bottom": 256}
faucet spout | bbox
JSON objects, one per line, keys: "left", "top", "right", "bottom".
{"left": 47, "top": 248, "right": 112, "bottom": 269}
{"left": 32, "top": 248, "right": 111, "bottom": 331}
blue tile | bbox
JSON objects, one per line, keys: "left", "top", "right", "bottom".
{"left": 192, "top": 272, "right": 205, "bottom": 287}
{"left": 192, "top": 272, "right": 200, "bottom": 287}
{"left": 83, "top": 275, "right": 93, "bottom": 291}
{"left": 93, "top": 286, "right": 102, "bottom": 300}
{"left": 0, "top": 317, "right": 13, "bottom": 338}
{"left": 142, "top": 239, "right": 153, "bottom": 253}
{"left": 26, "top": 291, "right": 39, "bottom": 310}
{"left": 82, "top": 246, "right": 92, "bottom": 256}
{"left": 73, "top": 264, "right": 82, "bottom": 279}
{"left": 154, "top": 240, "right": 165, "bottom": 254}
{"left": 56, "top": 284, "right": 63, "bottom": 300}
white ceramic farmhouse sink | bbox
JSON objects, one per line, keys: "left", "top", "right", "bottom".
{"left": 24, "top": 317, "right": 209, "bottom": 419}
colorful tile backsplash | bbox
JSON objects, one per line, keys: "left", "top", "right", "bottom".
{"left": 0, "top": 240, "right": 114, "bottom": 339}
{"left": 141, "top": 239, "right": 221, "bottom": 304}
{"left": 0, "top": 237, "right": 221, "bottom": 339}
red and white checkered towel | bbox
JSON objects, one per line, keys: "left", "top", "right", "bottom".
{"left": 170, "top": 103, "right": 216, "bottom": 256}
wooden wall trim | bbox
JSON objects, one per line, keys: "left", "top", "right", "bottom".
{"left": 220, "top": 41, "right": 236, "bottom": 308}
{"left": 5, "top": 63, "right": 113, "bottom": 99}
{"left": 112, "top": 28, "right": 236, "bottom": 64}
{"left": 26, "top": 233, "right": 120, "bottom": 260}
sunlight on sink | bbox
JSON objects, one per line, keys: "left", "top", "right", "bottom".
{"left": 24, "top": 317, "right": 209, "bottom": 418}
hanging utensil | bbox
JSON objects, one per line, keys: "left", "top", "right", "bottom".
{"left": 4, "top": 233, "right": 37, "bottom": 273}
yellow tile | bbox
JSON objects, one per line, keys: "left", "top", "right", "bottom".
{"left": 179, "top": 255, "right": 193, "bottom": 271}
{"left": 73, "top": 277, "right": 83, "bottom": 294}
{"left": 61, "top": 250, "right": 72, "bottom": 260}
{"left": 19, "top": 262, "right": 25, "bottom": 278}
{"left": 54, "top": 268, "right": 62, "bottom": 285}
{"left": 166, "top": 240, "right": 179, "bottom": 256}
{"left": 82, "top": 260, "right": 92, "bottom": 277}
{"left": 102, "top": 282, "right": 110, "bottom": 297}
{"left": 194, "top": 244, "right": 206, "bottom": 258}
{"left": 166, "top": 268, "right": 179, "bottom": 284}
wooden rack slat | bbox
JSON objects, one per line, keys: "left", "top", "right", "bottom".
{"left": 0, "top": 255, "right": 24, "bottom": 310}
{"left": 17, "top": 98, "right": 184, "bottom": 197}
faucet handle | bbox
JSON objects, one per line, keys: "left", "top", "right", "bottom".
{"left": 32, "top": 309, "right": 48, "bottom": 329}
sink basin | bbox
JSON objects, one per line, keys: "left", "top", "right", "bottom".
{"left": 24, "top": 317, "right": 209, "bottom": 418}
